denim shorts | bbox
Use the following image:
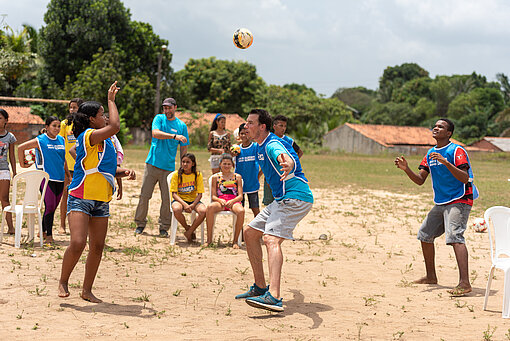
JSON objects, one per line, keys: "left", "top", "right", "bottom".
{"left": 67, "top": 195, "right": 110, "bottom": 218}
{"left": 418, "top": 203, "right": 471, "bottom": 245}
{"left": 248, "top": 198, "right": 313, "bottom": 240}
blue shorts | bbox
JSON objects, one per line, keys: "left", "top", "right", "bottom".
{"left": 67, "top": 195, "right": 110, "bottom": 218}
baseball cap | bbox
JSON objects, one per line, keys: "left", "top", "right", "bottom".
{"left": 162, "top": 98, "right": 176, "bottom": 107}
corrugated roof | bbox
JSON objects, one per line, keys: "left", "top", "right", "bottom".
{"left": 483, "top": 137, "right": 510, "bottom": 152}
{"left": 176, "top": 112, "right": 245, "bottom": 133}
{"left": 340, "top": 123, "right": 464, "bottom": 147}
{"left": 0, "top": 106, "right": 44, "bottom": 124}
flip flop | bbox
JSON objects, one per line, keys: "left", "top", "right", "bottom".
{"left": 447, "top": 287, "right": 472, "bottom": 297}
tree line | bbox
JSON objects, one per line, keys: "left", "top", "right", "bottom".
{"left": 332, "top": 63, "right": 510, "bottom": 144}
{"left": 1, "top": 1, "right": 507, "bottom": 147}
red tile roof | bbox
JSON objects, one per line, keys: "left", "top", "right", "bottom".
{"left": 338, "top": 123, "right": 464, "bottom": 147}
{"left": 176, "top": 112, "right": 245, "bottom": 133}
{"left": 0, "top": 106, "right": 44, "bottom": 124}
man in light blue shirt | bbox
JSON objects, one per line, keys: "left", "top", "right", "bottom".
{"left": 235, "top": 109, "right": 313, "bottom": 313}
{"left": 134, "top": 98, "right": 189, "bottom": 237}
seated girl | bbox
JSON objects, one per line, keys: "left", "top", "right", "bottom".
{"left": 169, "top": 153, "right": 207, "bottom": 243}
{"left": 206, "top": 153, "right": 244, "bottom": 248}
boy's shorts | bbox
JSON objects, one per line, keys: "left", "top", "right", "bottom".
{"left": 248, "top": 198, "right": 312, "bottom": 240}
{"left": 67, "top": 195, "right": 110, "bottom": 218}
{"left": 417, "top": 202, "right": 471, "bottom": 245}
{"left": 242, "top": 192, "right": 259, "bottom": 209}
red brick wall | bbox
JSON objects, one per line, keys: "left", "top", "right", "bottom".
{"left": 8, "top": 123, "right": 45, "bottom": 144}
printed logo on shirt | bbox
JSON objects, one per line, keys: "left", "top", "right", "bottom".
{"left": 238, "top": 155, "right": 256, "bottom": 162}
{"left": 257, "top": 153, "right": 264, "bottom": 161}
{"left": 179, "top": 181, "right": 196, "bottom": 193}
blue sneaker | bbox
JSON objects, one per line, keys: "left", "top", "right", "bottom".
{"left": 245, "top": 291, "right": 284, "bottom": 312}
{"left": 235, "top": 283, "right": 268, "bottom": 299}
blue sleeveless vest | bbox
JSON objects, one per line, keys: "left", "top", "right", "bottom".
{"left": 426, "top": 142, "right": 479, "bottom": 205}
{"left": 257, "top": 133, "right": 308, "bottom": 200}
{"left": 70, "top": 129, "right": 117, "bottom": 194}
{"left": 35, "top": 134, "right": 65, "bottom": 181}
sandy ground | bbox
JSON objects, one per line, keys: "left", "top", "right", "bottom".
{"left": 0, "top": 170, "right": 508, "bottom": 340}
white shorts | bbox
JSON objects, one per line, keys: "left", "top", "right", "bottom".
{"left": 248, "top": 199, "right": 313, "bottom": 240}
{"left": 0, "top": 170, "right": 11, "bottom": 181}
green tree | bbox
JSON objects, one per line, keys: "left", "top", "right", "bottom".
{"left": 496, "top": 73, "right": 510, "bottom": 105}
{"left": 331, "top": 86, "right": 376, "bottom": 117}
{"left": 257, "top": 85, "right": 353, "bottom": 145}
{"left": 173, "top": 57, "right": 265, "bottom": 114}
{"left": 378, "top": 63, "right": 429, "bottom": 102}
{"left": 39, "top": 0, "right": 131, "bottom": 86}
{"left": 391, "top": 77, "right": 432, "bottom": 105}
{"left": 282, "top": 83, "right": 316, "bottom": 95}
{"left": 430, "top": 76, "right": 454, "bottom": 116}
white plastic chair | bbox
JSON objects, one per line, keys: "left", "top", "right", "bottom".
{"left": 208, "top": 174, "right": 242, "bottom": 247}
{"left": 167, "top": 172, "right": 204, "bottom": 245}
{"left": 0, "top": 170, "right": 49, "bottom": 248}
{"left": 483, "top": 206, "right": 510, "bottom": 318}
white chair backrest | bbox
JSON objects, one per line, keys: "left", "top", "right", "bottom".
{"left": 11, "top": 170, "right": 49, "bottom": 210}
{"left": 167, "top": 171, "right": 177, "bottom": 190}
{"left": 484, "top": 206, "right": 510, "bottom": 262}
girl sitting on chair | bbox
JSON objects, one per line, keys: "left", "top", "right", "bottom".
{"left": 206, "top": 153, "right": 244, "bottom": 248}
{"left": 169, "top": 153, "right": 206, "bottom": 243}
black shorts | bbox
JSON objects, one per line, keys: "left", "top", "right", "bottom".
{"left": 241, "top": 192, "right": 259, "bottom": 209}
{"left": 171, "top": 199, "right": 203, "bottom": 206}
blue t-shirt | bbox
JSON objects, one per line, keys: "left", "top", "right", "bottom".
{"left": 234, "top": 142, "right": 260, "bottom": 193}
{"left": 35, "top": 134, "right": 65, "bottom": 181}
{"left": 257, "top": 133, "right": 313, "bottom": 203}
{"left": 146, "top": 114, "right": 189, "bottom": 171}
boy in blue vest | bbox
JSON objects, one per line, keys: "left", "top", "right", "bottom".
{"left": 233, "top": 123, "right": 262, "bottom": 217}
{"left": 236, "top": 109, "right": 313, "bottom": 312}
{"left": 395, "top": 118, "right": 478, "bottom": 297}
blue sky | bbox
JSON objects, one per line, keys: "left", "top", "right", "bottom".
{"left": 1, "top": 0, "right": 509, "bottom": 96}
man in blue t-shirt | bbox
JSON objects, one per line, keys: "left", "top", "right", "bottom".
{"left": 395, "top": 118, "right": 477, "bottom": 297}
{"left": 233, "top": 123, "right": 262, "bottom": 217}
{"left": 134, "top": 98, "right": 189, "bottom": 237}
{"left": 235, "top": 109, "right": 313, "bottom": 313}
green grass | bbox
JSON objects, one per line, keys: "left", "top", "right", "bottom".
{"left": 123, "top": 146, "right": 510, "bottom": 217}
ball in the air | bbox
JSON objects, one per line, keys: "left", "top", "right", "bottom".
{"left": 472, "top": 217, "right": 487, "bottom": 233}
{"left": 233, "top": 28, "right": 253, "bottom": 49}
{"left": 230, "top": 144, "right": 241, "bottom": 154}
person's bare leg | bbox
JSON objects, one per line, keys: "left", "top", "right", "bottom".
{"left": 59, "top": 176, "right": 70, "bottom": 234}
{"left": 263, "top": 234, "right": 285, "bottom": 298}
{"left": 251, "top": 207, "right": 260, "bottom": 217}
{"left": 0, "top": 180, "right": 14, "bottom": 233}
{"left": 185, "top": 204, "right": 206, "bottom": 242}
{"left": 211, "top": 168, "right": 220, "bottom": 174}
{"left": 81, "top": 216, "right": 108, "bottom": 303}
{"left": 171, "top": 202, "right": 190, "bottom": 234}
{"left": 205, "top": 202, "right": 222, "bottom": 245}
{"left": 450, "top": 243, "right": 472, "bottom": 292}
{"left": 414, "top": 241, "right": 438, "bottom": 284}
{"left": 231, "top": 204, "right": 245, "bottom": 249}
{"left": 244, "top": 226, "right": 265, "bottom": 288}
{"left": 58, "top": 211, "right": 89, "bottom": 297}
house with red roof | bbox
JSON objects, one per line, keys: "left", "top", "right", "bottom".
{"left": 0, "top": 106, "right": 45, "bottom": 143}
{"left": 323, "top": 123, "right": 465, "bottom": 155}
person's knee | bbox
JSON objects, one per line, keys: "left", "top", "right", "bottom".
{"left": 244, "top": 226, "right": 261, "bottom": 240}
{"left": 263, "top": 234, "right": 281, "bottom": 246}
{"left": 172, "top": 203, "right": 183, "bottom": 214}
{"left": 69, "top": 238, "right": 87, "bottom": 253}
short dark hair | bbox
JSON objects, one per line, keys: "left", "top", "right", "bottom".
{"left": 69, "top": 98, "right": 84, "bottom": 108}
{"left": 45, "top": 116, "right": 60, "bottom": 126}
{"left": 238, "top": 123, "right": 246, "bottom": 131}
{"left": 0, "top": 108, "right": 8, "bottom": 120}
{"left": 249, "top": 109, "right": 272, "bottom": 132}
{"left": 438, "top": 118, "right": 454, "bottom": 134}
{"left": 273, "top": 115, "right": 288, "bottom": 125}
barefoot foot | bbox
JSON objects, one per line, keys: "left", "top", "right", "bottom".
{"left": 58, "top": 282, "right": 70, "bottom": 298}
{"left": 413, "top": 276, "right": 438, "bottom": 284}
{"left": 232, "top": 243, "right": 240, "bottom": 249}
{"left": 447, "top": 285, "right": 472, "bottom": 297}
{"left": 184, "top": 229, "right": 194, "bottom": 243}
{"left": 80, "top": 291, "right": 103, "bottom": 303}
